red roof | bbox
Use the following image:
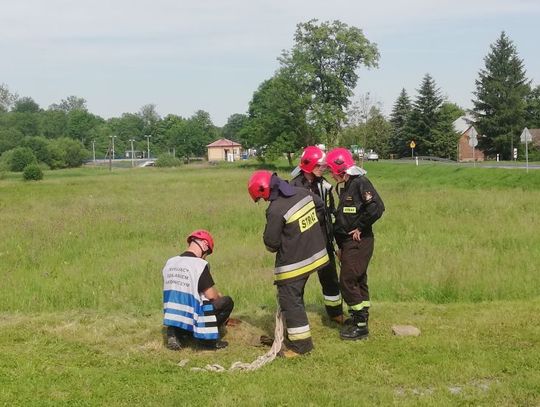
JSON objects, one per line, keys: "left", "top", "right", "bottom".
{"left": 206, "top": 138, "right": 242, "bottom": 148}
{"left": 529, "top": 129, "right": 540, "bottom": 147}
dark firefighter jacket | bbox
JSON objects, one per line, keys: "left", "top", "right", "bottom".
{"left": 290, "top": 173, "right": 335, "bottom": 245}
{"left": 334, "top": 175, "right": 385, "bottom": 246}
{"left": 264, "top": 179, "right": 329, "bottom": 285}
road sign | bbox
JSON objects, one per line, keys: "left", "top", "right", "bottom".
{"left": 513, "top": 148, "right": 518, "bottom": 160}
{"left": 409, "top": 141, "right": 416, "bottom": 149}
{"left": 521, "top": 128, "right": 532, "bottom": 144}
{"left": 468, "top": 136, "right": 478, "bottom": 148}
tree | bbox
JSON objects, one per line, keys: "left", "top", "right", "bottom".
{"left": 407, "top": 74, "right": 443, "bottom": 155}
{"left": 340, "top": 106, "right": 391, "bottom": 158}
{"left": 525, "top": 85, "right": 540, "bottom": 128}
{"left": 431, "top": 102, "right": 464, "bottom": 159}
{"left": 21, "top": 136, "right": 51, "bottom": 166}
{"left": 279, "top": 19, "right": 379, "bottom": 144}
{"left": 189, "top": 110, "right": 218, "bottom": 157}
{"left": 0, "top": 128, "right": 23, "bottom": 155}
{"left": 243, "top": 73, "right": 311, "bottom": 164}
{"left": 389, "top": 88, "right": 412, "bottom": 157}
{"left": 0, "top": 83, "right": 18, "bottom": 112}
{"left": 364, "top": 107, "right": 392, "bottom": 158}
{"left": 222, "top": 113, "right": 248, "bottom": 143}
{"left": 48, "top": 138, "right": 88, "bottom": 168}
{"left": 8, "top": 147, "right": 37, "bottom": 172}
{"left": 13, "top": 97, "right": 40, "bottom": 113}
{"left": 107, "top": 113, "right": 144, "bottom": 156}
{"left": 138, "top": 104, "right": 161, "bottom": 138}
{"left": 49, "top": 96, "right": 87, "bottom": 112}
{"left": 164, "top": 111, "right": 217, "bottom": 160}
{"left": 472, "top": 32, "right": 530, "bottom": 159}
{"left": 40, "top": 109, "right": 68, "bottom": 139}
{"left": 66, "top": 109, "right": 102, "bottom": 146}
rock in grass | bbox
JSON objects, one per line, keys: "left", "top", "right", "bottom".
{"left": 392, "top": 325, "right": 421, "bottom": 337}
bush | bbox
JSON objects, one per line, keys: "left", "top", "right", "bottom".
{"left": 156, "top": 154, "right": 183, "bottom": 167}
{"left": 0, "top": 150, "right": 13, "bottom": 171}
{"left": 47, "top": 138, "right": 90, "bottom": 169}
{"left": 22, "top": 163, "right": 43, "bottom": 181}
{"left": 9, "top": 147, "right": 37, "bottom": 172}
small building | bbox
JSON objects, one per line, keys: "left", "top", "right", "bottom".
{"left": 206, "top": 138, "right": 242, "bottom": 162}
{"left": 454, "top": 115, "right": 485, "bottom": 162}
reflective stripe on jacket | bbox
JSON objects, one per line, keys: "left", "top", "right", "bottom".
{"left": 290, "top": 173, "right": 336, "bottom": 244}
{"left": 264, "top": 187, "right": 329, "bottom": 285}
{"left": 162, "top": 256, "right": 219, "bottom": 340}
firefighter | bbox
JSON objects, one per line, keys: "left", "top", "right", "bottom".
{"left": 290, "top": 146, "right": 344, "bottom": 324}
{"left": 248, "top": 170, "right": 329, "bottom": 357}
{"left": 162, "top": 230, "right": 234, "bottom": 350}
{"left": 325, "top": 148, "right": 385, "bottom": 340}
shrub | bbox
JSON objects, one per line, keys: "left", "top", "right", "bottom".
{"left": 156, "top": 154, "right": 183, "bottom": 167}
{"left": 9, "top": 147, "right": 37, "bottom": 172}
{"left": 47, "top": 138, "right": 90, "bottom": 169}
{"left": 0, "top": 150, "right": 13, "bottom": 171}
{"left": 22, "top": 163, "right": 43, "bottom": 181}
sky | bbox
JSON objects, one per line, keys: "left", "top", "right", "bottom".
{"left": 1, "top": 0, "right": 539, "bottom": 126}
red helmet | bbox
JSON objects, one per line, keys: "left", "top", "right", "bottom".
{"left": 248, "top": 170, "right": 273, "bottom": 202}
{"left": 187, "top": 230, "right": 214, "bottom": 254}
{"left": 326, "top": 148, "right": 355, "bottom": 175}
{"left": 299, "top": 146, "right": 325, "bottom": 173}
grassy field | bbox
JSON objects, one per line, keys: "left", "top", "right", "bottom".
{"left": 1, "top": 161, "right": 539, "bottom": 406}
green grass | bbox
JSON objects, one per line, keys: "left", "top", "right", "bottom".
{"left": 1, "top": 161, "right": 539, "bottom": 405}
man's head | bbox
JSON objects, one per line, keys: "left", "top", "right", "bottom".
{"left": 326, "top": 147, "right": 355, "bottom": 182}
{"left": 299, "top": 146, "right": 326, "bottom": 178}
{"left": 186, "top": 229, "right": 214, "bottom": 257}
{"left": 248, "top": 170, "right": 273, "bottom": 202}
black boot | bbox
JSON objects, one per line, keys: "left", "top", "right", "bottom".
{"left": 164, "top": 326, "right": 182, "bottom": 350}
{"left": 340, "top": 311, "right": 369, "bottom": 340}
{"left": 197, "top": 339, "right": 229, "bottom": 350}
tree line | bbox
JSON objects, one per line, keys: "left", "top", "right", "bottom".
{"left": 2, "top": 23, "right": 540, "bottom": 172}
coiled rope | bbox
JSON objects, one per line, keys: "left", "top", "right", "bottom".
{"left": 190, "top": 305, "right": 284, "bottom": 372}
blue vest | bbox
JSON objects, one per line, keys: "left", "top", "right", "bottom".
{"left": 162, "top": 255, "right": 219, "bottom": 340}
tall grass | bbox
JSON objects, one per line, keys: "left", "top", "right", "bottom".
{"left": 1, "top": 162, "right": 539, "bottom": 313}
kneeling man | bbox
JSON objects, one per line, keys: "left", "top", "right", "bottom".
{"left": 162, "top": 230, "right": 233, "bottom": 350}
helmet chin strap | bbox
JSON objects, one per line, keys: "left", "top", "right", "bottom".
{"left": 193, "top": 240, "right": 209, "bottom": 257}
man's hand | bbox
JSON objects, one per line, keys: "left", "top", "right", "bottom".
{"left": 203, "top": 286, "right": 222, "bottom": 301}
{"left": 348, "top": 228, "right": 362, "bottom": 242}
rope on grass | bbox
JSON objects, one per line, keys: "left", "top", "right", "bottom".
{"left": 190, "top": 305, "right": 284, "bottom": 373}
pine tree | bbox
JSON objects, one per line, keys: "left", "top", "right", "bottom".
{"left": 472, "top": 32, "right": 530, "bottom": 159}
{"left": 407, "top": 74, "right": 443, "bottom": 156}
{"left": 389, "top": 88, "right": 412, "bottom": 157}
{"left": 431, "top": 102, "right": 464, "bottom": 159}
{"left": 525, "top": 85, "right": 540, "bottom": 128}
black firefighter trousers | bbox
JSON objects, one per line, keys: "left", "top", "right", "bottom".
{"left": 277, "top": 276, "right": 313, "bottom": 354}
{"left": 339, "top": 237, "right": 374, "bottom": 313}
{"left": 317, "top": 247, "right": 343, "bottom": 318}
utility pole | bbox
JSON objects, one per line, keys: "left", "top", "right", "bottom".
{"left": 144, "top": 135, "right": 152, "bottom": 159}
{"left": 109, "top": 135, "right": 117, "bottom": 161}
{"left": 92, "top": 140, "right": 96, "bottom": 164}
{"left": 129, "top": 139, "right": 135, "bottom": 167}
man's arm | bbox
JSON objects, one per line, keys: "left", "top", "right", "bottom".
{"left": 263, "top": 204, "right": 284, "bottom": 253}
{"left": 202, "top": 286, "right": 221, "bottom": 301}
{"left": 356, "top": 177, "right": 385, "bottom": 229}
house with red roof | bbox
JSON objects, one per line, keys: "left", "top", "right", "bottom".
{"left": 454, "top": 115, "right": 485, "bottom": 162}
{"left": 206, "top": 138, "right": 242, "bottom": 162}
